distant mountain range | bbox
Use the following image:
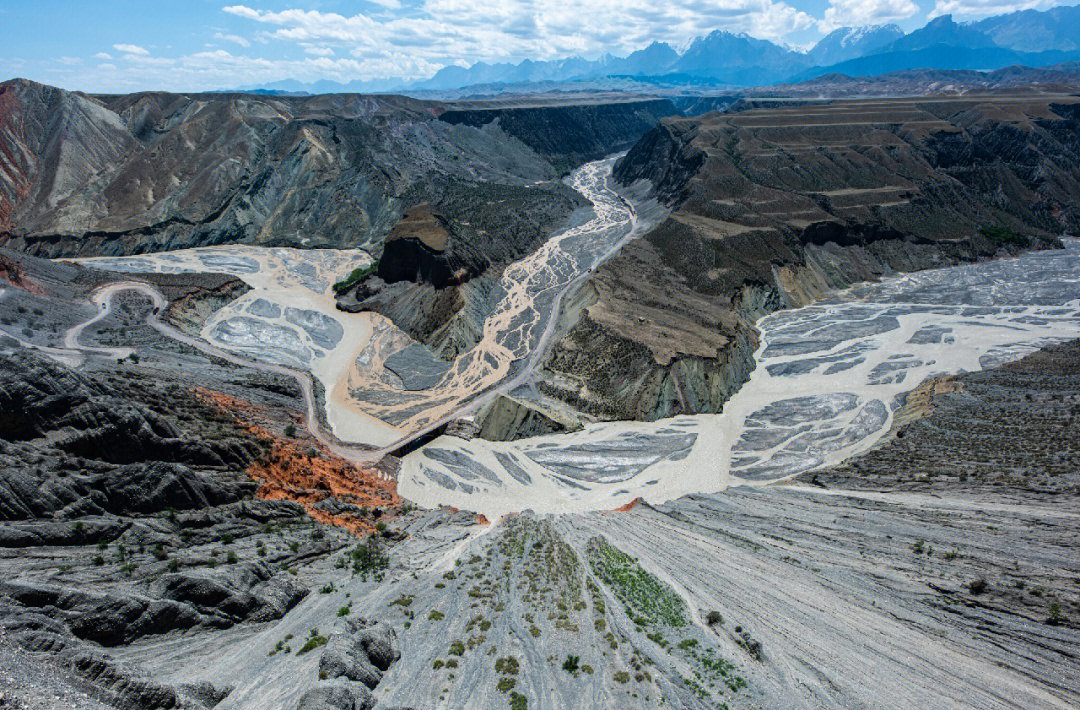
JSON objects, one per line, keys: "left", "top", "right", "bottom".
{"left": 238, "top": 6, "right": 1080, "bottom": 94}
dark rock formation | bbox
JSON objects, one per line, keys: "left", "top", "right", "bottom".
{"left": 339, "top": 180, "right": 586, "bottom": 355}
{"left": 302, "top": 618, "right": 400, "bottom": 710}
{"left": 813, "top": 338, "right": 1080, "bottom": 498}
{"left": 438, "top": 99, "right": 678, "bottom": 173}
{"left": 0, "top": 352, "right": 262, "bottom": 520}
{"left": 473, "top": 394, "right": 582, "bottom": 441}
{"left": 318, "top": 619, "right": 400, "bottom": 688}
{"left": 150, "top": 562, "right": 308, "bottom": 627}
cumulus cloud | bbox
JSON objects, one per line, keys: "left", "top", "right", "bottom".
{"left": 304, "top": 46, "right": 335, "bottom": 56}
{"left": 820, "top": 0, "right": 918, "bottom": 32}
{"left": 58, "top": 48, "right": 393, "bottom": 93}
{"left": 928, "top": 0, "right": 1055, "bottom": 19}
{"left": 113, "top": 43, "right": 149, "bottom": 55}
{"left": 214, "top": 32, "right": 251, "bottom": 47}
{"left": 94, "top": 52, "right": 112, "bottom": 60}
{"left": 222, "top": 0, "right": 815, "bottom": 75}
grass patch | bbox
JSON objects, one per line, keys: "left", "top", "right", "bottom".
{"left": 585, "top": 536, "right": 687, "bottom": 628}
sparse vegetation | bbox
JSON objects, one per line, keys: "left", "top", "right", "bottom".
{"left": 297, "top": 628, "right": 328, "bottom": 655}
{"left": 586, "top": 536, "right": 687, "bottom": 627}
{"left": 980, "top": 225, "right": 1029, "bottom": 247}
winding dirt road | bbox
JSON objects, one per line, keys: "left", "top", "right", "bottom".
{"left": 65, "top": 281, "right": 388, "bottom": 466}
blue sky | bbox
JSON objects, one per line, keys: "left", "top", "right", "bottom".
{"left": 0, "top": 0, "right": 1072, "bottom": 91}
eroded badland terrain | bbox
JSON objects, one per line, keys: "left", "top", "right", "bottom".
{"left": 0, "top": 76, "right": 1079, "bottom": 710}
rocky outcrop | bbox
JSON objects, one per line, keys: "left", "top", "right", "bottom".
{"left": 0, "top": 352, "right": 263, "bottom": 519}
{"left": 472, "top": 394, "right": 583, "bottom": 441}
{"left": 163, "top": 275, "right": 251, "bottom": 335}
{"left": 438, "top": 99, "right": 678, "bottom": 173}
{"left": 543, "top": 94, "right": 1080, "bottom": 421}
{"left": 812, "top": 338, "right": 1080, "bottom": 497}
{"left": 298, "top": 618, "right": 401, "bottom": 710}
{"left": 340, "top": 182, "right": 586, "bottom": 355}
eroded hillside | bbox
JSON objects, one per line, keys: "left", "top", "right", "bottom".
{"left": 540, "top": 93, "right": 1080, "bottom": 421}
{"left": 0, "top": 79, "right": 673, "bottom": 259}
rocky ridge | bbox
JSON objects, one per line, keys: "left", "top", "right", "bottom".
{"left": 0, "top": 79, "right": 674, "bottom": 260}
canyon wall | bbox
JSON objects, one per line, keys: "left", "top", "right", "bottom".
{"left": 540, "top": 94, "right": 1080, "bottom": 421}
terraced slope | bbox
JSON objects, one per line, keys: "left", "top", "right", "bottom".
{"left": 541, "top": 93, "right": 1080, "bottom": 421}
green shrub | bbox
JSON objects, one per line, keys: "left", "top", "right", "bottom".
{"left": 561, "top": 655, "right": 579, "bottom": 673}
{"left": 586, "top": 537, "right": 687, "bottom": 627}
{"left": 494, "top": 656, "right": 519, "bottom": 675}
{"left": 351, "top": 535, "right": 389, "bottom": 574}
{"left": 496, "top": 677, "right": 516, "bottom": 692}
{"left": 332, "top": 262, "right": 379, "bottom": 293}
{"left": 297, "top": 636, "right": 327, "bottom": 655}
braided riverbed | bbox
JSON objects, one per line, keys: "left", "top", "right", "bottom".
{"left": 73, "top": 164, "right": 1080, "bottom": 519}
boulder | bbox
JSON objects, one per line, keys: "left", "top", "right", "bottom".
{"left": 295, "top": 680, "right": 373, "bottom": 710}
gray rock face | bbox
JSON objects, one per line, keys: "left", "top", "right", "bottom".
{"left": 295, "top": 681, "right": 373, "bottom": 710}
{"left": 150, "top": 562, "right": 308, "bottom": 626}
{"left": 319, "top": 619, "right": 400, "bottom": 689}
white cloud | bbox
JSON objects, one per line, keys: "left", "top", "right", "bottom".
{"left": 94, "top": 52, "right": 112, "bottom": 60}
{"left": 58, "top": 56, "right": 82, "bottom": 65}
{"left": 819, "top": 0, "right": 918, "bottom": 32}
{"left": 214, "top": 32, "right": 251, "bottom": 47}
{"left": 220, "top": 0, "right": 816, "bottom": 78}
{"left": 113, "top": 43, "right": 149, "bottom": 55}
{"left": 928, "top": 0, "right": 1055, "bottom": 19}
{"left": 304, "top": 46, "right": 335, "bottom": 56}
